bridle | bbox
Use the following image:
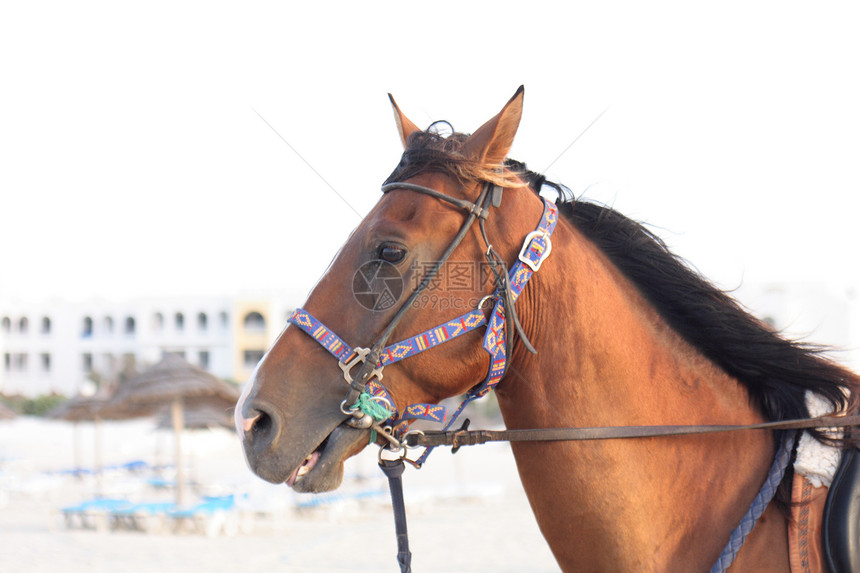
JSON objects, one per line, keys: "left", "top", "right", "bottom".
{"left": 286, "top": 176, "right": 558, "bottom": 573}
{"left": 285, "top": 177, "right": 860, "bottom": 573}
{"left": 288, "top": 177, "right": 558, "bottom": 457}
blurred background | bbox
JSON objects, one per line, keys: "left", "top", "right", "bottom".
{"left": 1, "top": 1, "right": 859, "bottom": 571}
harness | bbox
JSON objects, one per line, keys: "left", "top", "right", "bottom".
{"left": 288, "top": 180, "right": 557, "bottom": 459}
{"left": 286, "top": 179, "right": 860, "bottom": 573}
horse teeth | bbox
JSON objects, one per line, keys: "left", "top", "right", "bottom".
{"left": 295, "top": 454, "right": 315, "bottom": 480}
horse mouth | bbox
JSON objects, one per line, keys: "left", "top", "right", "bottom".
{"left": 286, "top": 438, "right": 326, "bottom": 487}
{"left": 285, "top": 423, "right": 367, "bottom": 493}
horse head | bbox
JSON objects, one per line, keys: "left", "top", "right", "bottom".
{"left": 235, "top": 87, "right": 544, "bottom": 492}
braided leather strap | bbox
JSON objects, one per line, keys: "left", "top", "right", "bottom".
{"left": 710, "top": 431, "right": 796, "bottom": 573}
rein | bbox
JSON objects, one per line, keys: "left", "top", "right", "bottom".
{"left": 406, "top": 413, "right": 860, "bottom": 449}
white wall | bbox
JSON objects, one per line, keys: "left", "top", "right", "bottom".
{"left": 0, "top": 295, "right": 241, "bottom": 396}
{"left": 3, "top": 286, "right": 858, "bottom": 396}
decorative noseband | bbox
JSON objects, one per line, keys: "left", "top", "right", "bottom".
{"left": 288, "top": 182, "right": 558, "bottom": 465}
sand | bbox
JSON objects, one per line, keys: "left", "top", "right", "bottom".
{"left": 0, "top": 417, "right": 559, "bottom": 572}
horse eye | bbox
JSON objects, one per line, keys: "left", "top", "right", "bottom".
{"left": 379, "top": 244, "right": 407, "bottom": 263}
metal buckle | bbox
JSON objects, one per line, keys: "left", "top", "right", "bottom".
{"left": 378, "top": 428, "right": 423, "bottom": 469}
{"left": 517, "top": 230, "right": 552, "bottom": 272}
{"left": 338, "top": 347, "right": 384, "bottom": 384}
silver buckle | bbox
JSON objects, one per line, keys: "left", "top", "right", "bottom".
{"left": 337, "top": 347, "right": 384, "bottom": 384}
{"left": 517, "top": 230, "right": 552, "bottom": 272}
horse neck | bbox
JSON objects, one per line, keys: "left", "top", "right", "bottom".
{"left": 494, "top": 219, "right": 780, "bottom": 570}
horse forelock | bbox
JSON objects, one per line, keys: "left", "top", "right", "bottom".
{"left": 383, "top": 129, "right": 526, "bottom": 191}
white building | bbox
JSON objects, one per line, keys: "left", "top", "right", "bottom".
{"left": 3, "top": 284, "right": 857, "bottom": 397}
{"left": 1, "top": 295, "right": 238, "bottom": 397}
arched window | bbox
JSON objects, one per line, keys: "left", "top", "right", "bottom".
{"left": 125, "top": 316, "right": 136, "bottom": 335}
{"left": 103, "top": 316, "right": 114, "bottom": 334}
{"left": 41, "top": 316, "right": 52, "bottom": 334}
{"left": 175, "top": 312, "right": 185, "bottom": 331}
{"left": 243, "top": 311, "right": 266, "bottom": 332}
{"left": 19, "top": 317, "right": 29, "bottom": 335}
{"left": 82, "top": 316, "right": 93, "bottom": 337}
{"left": 1, "top": 317, "right": 10, "bottom": 333}
{"left": 197, "top": 312, "right": 208, "bottom": 331}
{"left": 152, "top": 312, "right": 164, "bottom": 331}
{"left": 219, "top": 311, "right": 229, "bottom": 329}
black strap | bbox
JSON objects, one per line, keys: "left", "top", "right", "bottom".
{"left": 405, "top": 414, "right": 860, "bottom": 449}
{"left": 379, "top": 458, "right": 412, "bottom": 573}
{"left": 382, "top": 182, "right": 489, "bottom": 218}
{"left": 478, "top": 221, "right": 537, "bottom": 357}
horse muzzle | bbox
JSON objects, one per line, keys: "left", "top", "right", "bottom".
{"left": 236, "top": 392, "right": 368, "bottom": 492}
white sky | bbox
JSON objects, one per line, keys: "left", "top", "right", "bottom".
{"left": 1, "top": 1, "right": 859, "bottom": 306}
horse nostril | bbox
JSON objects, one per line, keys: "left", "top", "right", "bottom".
{"left": 241, "top": 411, "right": 260, "bottom": 433}
{"left": 242, "top": 403, "right": 281, "bottom": 452}
{"left": 251, "top": 410, "right": 272, "bottom": 437}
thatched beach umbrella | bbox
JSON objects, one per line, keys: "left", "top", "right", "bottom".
{"left": 0, "top": 401, "right": 16, "bottom": 420}
{"left": 154, "top": 398, "right": 236, "bottom": 486}
{"left": 155, "top": 398, "right": 236, "bottom": 431}
{"left": 47, "top": 386, "right": 126, "bottom": 489}
{"left": 48, "top": 389, "right": 116, "bottom": 423}
{"left": 102, "top": 354, "right": 239, "bottom": 506}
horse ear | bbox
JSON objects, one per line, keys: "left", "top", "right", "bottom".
{"left": 388, "top": 93, "right": 422, "bottom": 149}
{"left": 461, "top": 85, "right": 524, "bottom": 165}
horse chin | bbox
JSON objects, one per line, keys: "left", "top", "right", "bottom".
{"left": 288, "top": 423, "right": 369, "bottom": 493}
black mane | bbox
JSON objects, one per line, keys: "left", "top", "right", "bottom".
{"left": 512, "top": 161, "right": 858, "bottom": 443}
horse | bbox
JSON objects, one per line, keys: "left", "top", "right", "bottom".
{"left": 235, "top": 87, "right": 860, "bottom": 572}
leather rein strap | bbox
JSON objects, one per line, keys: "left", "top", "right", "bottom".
{"left": 406, "top": 413, "right": 860, "bottom": 449}
{"left": 379, "top": 458, "right": 412, "bottom": 573}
